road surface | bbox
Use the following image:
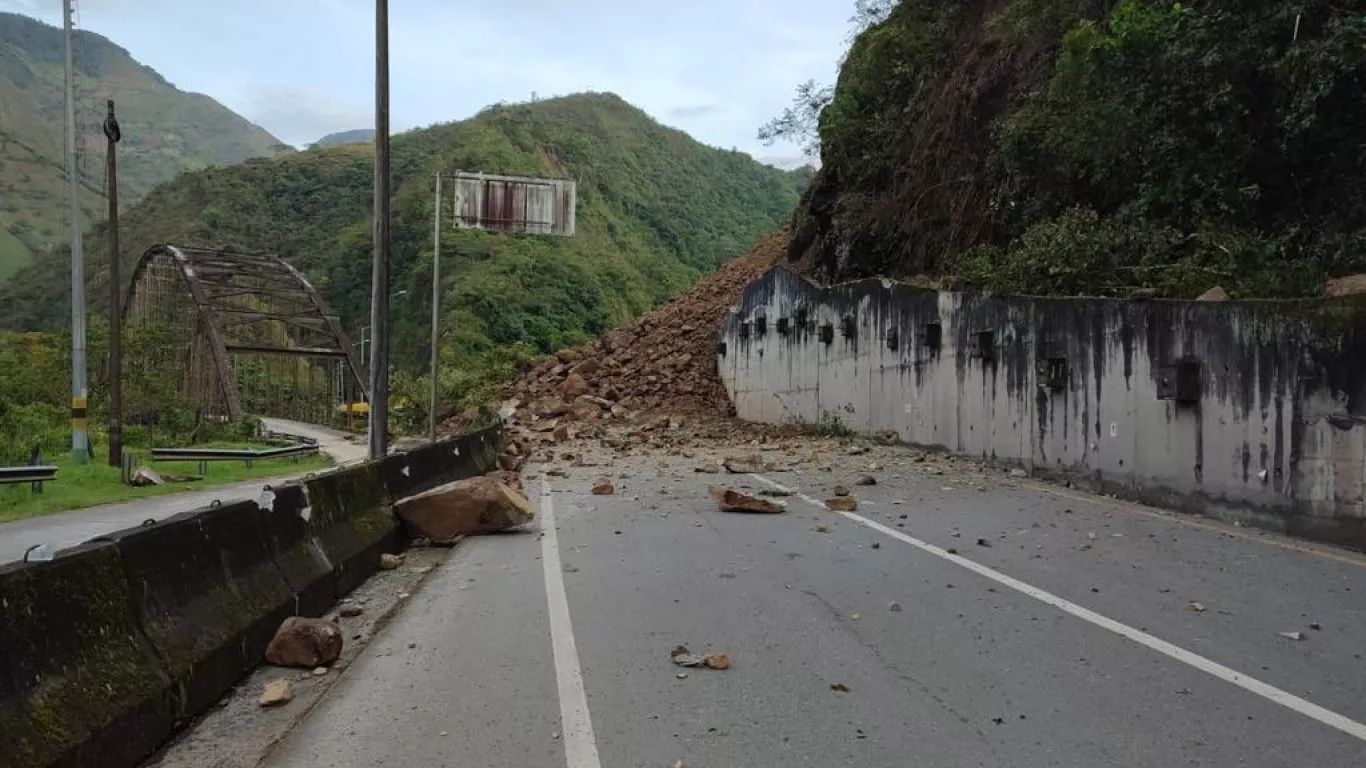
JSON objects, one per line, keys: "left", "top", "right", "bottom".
{"left": 260, "top": 444, "right": 1366, "bottom": 768}
{"left": 0, "top": 419, "right": 363, "bottom": 565}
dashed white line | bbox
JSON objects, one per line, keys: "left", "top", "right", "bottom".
{"left": 539, "top": 481, "right": 604, "bottom": 768}
{"left": 749, "top": 473, "right": 1366, "bottom": 744}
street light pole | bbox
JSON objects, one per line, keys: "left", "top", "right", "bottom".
{"left": 62, "top": 0, "right": 88, "bottom": 463}
{"left": 429, "top": 172, "right": 441, "bottom": 442}
{"left": 368, "top": 0, "right": 391, "bottom": 460}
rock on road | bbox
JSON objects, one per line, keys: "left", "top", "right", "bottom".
{"left": 260, "top": 444, "right": 1366, "bottom": 768}
{"left": 0, "top": 419, "right": 363, "bottom": 565}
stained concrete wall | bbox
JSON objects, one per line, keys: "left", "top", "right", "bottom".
{"left": 718, "top": 267, "right": 1366, "bottom": 550}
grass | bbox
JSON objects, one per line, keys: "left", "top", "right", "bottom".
{"left": 0, "top": 447, "right": 331, "bottom": 523}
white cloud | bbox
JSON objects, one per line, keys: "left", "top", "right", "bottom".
{"left": 0, "top": 0, "right": 853, "bottom": 158}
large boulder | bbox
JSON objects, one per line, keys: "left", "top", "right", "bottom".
{"left": 265, "top": 617, "right": 343, "bottom": 668}
{"left": 1324, "top": 274, "right": 1366, "bottom": 298}
{"left": 563, "top": 372, "right": 591, "bottom": 399}
{"left": 396, "top": 476, "right": 536, "bottom": 539}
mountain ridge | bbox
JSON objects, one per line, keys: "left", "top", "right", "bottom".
{"left": 1, "top": 91, "right": 804, "bottom": 414}
{"left": 0, "top": 11, "right": 291, "bottom": 281}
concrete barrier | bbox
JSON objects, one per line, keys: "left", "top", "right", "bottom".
{"left": 106, "top": 502, "right": 289, "bottom": 719}
{"left": 0, "top": 543, "right": 173, "bottom": 768}
{"left": 304, "top": 462, "right": 399, "bottom": 597}
{"left": 380, "top": 442, "right": 444, "bottom": 501}
{"left": 1, "top": 423, "right": 502, "bottom": 768}
{"left": 261, "top": 480, "right": 335, "bottom": 617}
{"left": 380, "top": 424, "right": 505, "bottom": 502}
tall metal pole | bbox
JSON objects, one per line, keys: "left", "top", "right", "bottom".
{"left": 104, "top": 100, "right": 123, "bottom": 468}
{"left": 428, "top": 173, "right": 441, "bottom": 443}
{"left": 367, "top": 0, "right": 391, "bottom": 460}
{"left": 63, "top": 0, "right": 88, "bottom": 464}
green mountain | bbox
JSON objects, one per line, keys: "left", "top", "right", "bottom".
{"left": 790, "top": 0, "right": 1366, "bottom": 298}
{"left": 0, "top": 11, "right": 291, "bottom": 282}
{"left": 312, "top": 129, "right": 375, "bottom": 148}
{"left": 1, "top": 92, "right": 803, "bottom": 409}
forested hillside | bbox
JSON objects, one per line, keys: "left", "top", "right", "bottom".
{"left": 785, "top": 0, "right": 1366, "bottom": 298}
{"left": 0, "top": 12, "right": 290, "bottom": 282}
{"left": 1, "top": 92, "right": 803, "bottom": 408}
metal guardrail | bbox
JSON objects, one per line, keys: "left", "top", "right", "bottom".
{"left": 0, "top": 465, "right": 58, "bottom": 493}
{"left": 148, "top": 443, "right": 320, "bottom": 476}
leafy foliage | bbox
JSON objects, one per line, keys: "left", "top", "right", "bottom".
{"left": 2, "top": 93, "right": 803, "bottom": 417}
{"left": 0, "top": 326, "right": 248, "bottom": 463}
{"left": 790, "top": 0, "right": 1366, "bottom": 298}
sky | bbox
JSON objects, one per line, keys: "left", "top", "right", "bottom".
{"left": 2, "top": 0, "right": 856, "bottom": 168}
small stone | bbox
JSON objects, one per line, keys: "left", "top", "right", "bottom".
{"left": 855, "top": 475, "right": 877, "bottom": 486}
{"left": 826, "top": 496, "right": 858, "bottom": 512}
{"left": 1279, "top": 631, "right": 1306, "bottom": 642}
{"left": 379, "top": 553, "right": 403, "bottom": 570}
{"left": 592, "top": 478, "right": 615, "bottom": 495}
{"left": 833, "top": 485, "right": 852, "bottom": 497}
{"left": 312, "top": 666, "right": 329, "bottom": 677}
{"left": 340, "top": 605, "right": 364, "bottom": 618}
{"left": 705, "top": 653, "right": 731, "bottom": 670}
{"left": 259, "top": 679, "right": 294, "bottom": 707}
{"left": 871, "top": 542, "right": 880, "bottom": 549}
{"left": 887, "top": 601, "right": 902, "bottom": 613}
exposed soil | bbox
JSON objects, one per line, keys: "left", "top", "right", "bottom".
{"left": 442, "top": 229, "right": 789, "bottom": 436}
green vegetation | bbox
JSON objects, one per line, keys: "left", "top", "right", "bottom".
{"left": 1, "top": 328, "right": 330, "bottom": 520}
{"left": 0, "top": 328, "right": 272, "bottom": 460}
{"left": 0, "top": 449, "right": 330, "bottom": 523}
{"left": 2, "top": 92, "right": 804, "bottom": 422}
{"left": 0, "top": 11, "right": 289, "bottom": 282}
{"left": 775, "top": 0, "right": 1366, "bottom": 298}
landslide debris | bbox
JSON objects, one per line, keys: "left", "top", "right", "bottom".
{"left": 443, "top": 230, "right": 788, "bottom": 437}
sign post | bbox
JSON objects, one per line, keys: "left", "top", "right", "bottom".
{"left": 427, "top": 171, "right": 577, "bottom": 439}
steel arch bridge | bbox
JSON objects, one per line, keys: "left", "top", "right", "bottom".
{"left": 124, "top": 245, "right": 368, "bottom": 427}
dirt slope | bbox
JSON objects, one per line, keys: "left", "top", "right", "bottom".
{"left": 442, "top": 230, "right": 787, "bottom": 434}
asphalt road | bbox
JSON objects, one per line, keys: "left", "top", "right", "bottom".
{"left": 262, "top": 444, "right": 1366, "bottom": 768}
{"left": 0, "top": 419, "right": 363, "bottom": 565}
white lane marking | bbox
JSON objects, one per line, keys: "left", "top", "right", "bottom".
{"left": 749, "top": 473, "right": 1366, "bottom": 744}
{"left": 539, "top": 481, "right": 604, "bottom": 768}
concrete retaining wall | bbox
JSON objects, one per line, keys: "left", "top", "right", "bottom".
{"left": 718, "top": 267, "right": 1366, "bottom": 550}
{"left": 0, "top": 423, "right": 503, "bottom": 768}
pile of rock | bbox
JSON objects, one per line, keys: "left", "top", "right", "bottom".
{"left": 444, "top": 230, "right": 788, "bottom": 438}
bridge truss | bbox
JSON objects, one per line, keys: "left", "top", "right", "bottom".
{"left": 124, "top": 245, "right": 368, "bottom": 427}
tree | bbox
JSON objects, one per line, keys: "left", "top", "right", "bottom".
{"left": 757, "top": 1, "right": 900, "bottom": 159}
{"left": 757, "top": 80, "right": 834, "bottom": 159}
